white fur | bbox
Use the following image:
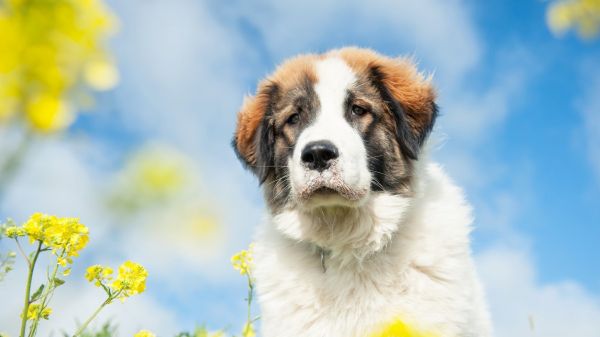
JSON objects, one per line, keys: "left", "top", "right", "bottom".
{"left": 252, "top": 57, "right": 492, "bottom": 337}
{"left": 255, "top": 163, "right": 492, "bottom": 337}
{"left": 290, "top": 58, "right": 371, "bottom": 207}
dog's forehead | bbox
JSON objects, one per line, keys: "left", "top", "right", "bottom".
{"left": 270, "top": 55, "right": 361, "bottom": 97}
{"left": 314, "top": 58, "right": 356, "bottom": 114}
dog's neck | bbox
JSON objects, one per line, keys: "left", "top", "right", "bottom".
{"left": 273, "top": 191, "right": 419, "bottom": 270}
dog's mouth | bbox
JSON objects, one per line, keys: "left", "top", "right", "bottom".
{"left": 298, "top": 178, "right": 367, "bottom": 203}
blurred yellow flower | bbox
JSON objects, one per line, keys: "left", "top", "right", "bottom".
{"left": 5, "top": 226, "right": 25, "bottom": 238}
{"left": 241, "top": 322, "right": 255, "bottom": 337}
{"left": 547, "top": 0, "right": 600, "bottom": 38}
{"left": 84, "top": 59, "right": 119, "bottom": 91}
{"left": 25, "top": 93, "right": 74, "bottom": 133}
{"left": 133, "top": 330, "right": 155, "bottom": 337}
{"left": 0, "top": 0, "right": 119, "bottom": 132}
{"left": 231, "top": 245, "right": 254, "bottom": 276}
{"left": 108, "top": 145, "right": 193, "bottom": 214}
{"left": 111, "top": 261, "right": 148, "bottom": 300}
{"left": 369, "top": 319, "right": 435, "bottom": 337}
{"left": 24, "top": 304, "right": 51, "bottom": 321}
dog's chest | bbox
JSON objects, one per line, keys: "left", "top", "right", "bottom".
{"left": 253, "top": 243, "right": 436, "bottom": 337}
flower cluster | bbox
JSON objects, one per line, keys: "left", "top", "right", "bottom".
{"left": 24, "top": 304, "right": 52, "bottom": 321}
{"left": 231, "top": 245, "right": 254, "bottom": 276}
{"left": 134, "top": 330, "right": 156, "bottom": 337}
{"left": 547, "top": 0, "right": 600, "bottom": 38}
{"left": 369, "top": 319, "right": 435, "bottom": 337}
{"left": 86, "top": 261, "right": 148, "bottom": 301}
{"left": 85, "top": 265, "right": 114, "bottom": 286}
{"left": 241, "top": 322, "right": 256, "bottom": 337}
{"left": 6, "top": 213, "right": 89, "bottom": 267}
{"left": 0, "top": 0, "right": 118, "bottom": 132}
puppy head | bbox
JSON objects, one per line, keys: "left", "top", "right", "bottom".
{"left": 233, "top": 48, "right": 437, "bottom": 252}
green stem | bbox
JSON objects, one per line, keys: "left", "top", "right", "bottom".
{"left": 72, "top": 295, "right": 115, "bottom": 337}
{"left": 15, "top": 239, "right": 31, "bottom": 267}
{"left": 246, "top": 274, "right": 254, "bottom": 324}
{"left": 19, "top": 241, "right": 42, "bottom": 337}
{"left": 28, "top": 251, "right": 62, "bottom": 337}
{"left": 72, "top": 288, "right": 121, "bottom": 337}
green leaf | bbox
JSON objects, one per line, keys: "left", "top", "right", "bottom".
{"left": 30, "top": 284, "right": 45, "bottom": 303}
{"left": 53, "top": 277, "right": 65, "bottom": 286}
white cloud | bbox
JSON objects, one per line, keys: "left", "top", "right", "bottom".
{"left": 109, "top": 0, "right": 248, "bottom": 154}
{"left": 229, "top": 0, "right": 482, "bottom": 85}
{"left": 478, "top": 245, "right": 600, "bottom": 337}
{"left": 0, "top": 137, "right": 110, "bottom": 240}
{"left": 472, "top": 184, "right": 600, "bottom": 336}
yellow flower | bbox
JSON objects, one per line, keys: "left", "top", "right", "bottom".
{"left": 43, "top": 216, "right": 89, "bottom": 259}
{"left": 191, "top": 327, "right": 225, "bottom": 337}
{"left": 24, "top": 304, "right": 51, "bottom": 321}
{"left": 369, "top": 319, "right": 435, "bottom": 337}
{"left": 231, "top": 245, "right": 254, "bottom": 276}
{"left": 25, "top": 93, "right": 74, "bottom": 133}
{"left": 84, "top": 59, "right": 119, "bottom": 91}
{"left": 22, "top": 213, "right": 48, "bottom": 243}
{"left": 0, "top": 0, "right": 119, "bottom": 132}
{"left": 111, "top": 261, "right": 148, "bottom": 299}
{"left": 5, "top": 226, "right": 25, "bottom": 238}
{"left": 85, "top": 264, "right": 113, "bottom": 287}
{"left": 21, "top": 213, "right": 89, "bottom": 262}
{"left": 241, "top": 322, "right": 255, "bottom": 337}
{"left": 133, "top": 330, "right": 155, "bottom": 337}
{"left": 547, "top": 0, "right": 600, "bottom": 38}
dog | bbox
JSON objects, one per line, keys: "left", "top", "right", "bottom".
{"left": 232, "top": 47, "right": 492, "bottom": 337}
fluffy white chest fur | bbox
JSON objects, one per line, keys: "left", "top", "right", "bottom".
{"left": 253, "top": 163, "right": 492, "bottom": 337}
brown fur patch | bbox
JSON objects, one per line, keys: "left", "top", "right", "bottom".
{"left": 234, "top": 54, "right": 320, "bottom": 167}
{"left": 334, "top": 47, "right": 436, "bottom": 140}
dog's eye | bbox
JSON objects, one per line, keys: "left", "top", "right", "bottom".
{"left": 286, "top": 112, "right": 300, "bottom": 125}
{"left": 351, "top": 104, "right": 368, "bottom": 117}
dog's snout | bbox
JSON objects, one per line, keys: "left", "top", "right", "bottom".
{"left": 301, "top": 141, "right": 339, "bottom": 172}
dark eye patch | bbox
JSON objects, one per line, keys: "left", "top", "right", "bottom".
{"left": 286, "top": 112, "right": 300, "bottom": 125}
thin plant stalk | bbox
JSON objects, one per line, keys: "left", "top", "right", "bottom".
{"left": 72, "top": 289, "right": 122, "bottom": 337}
{"left": 19, "top": 241, "right": 42, "bottom": 337}
{"left": 246, "top": 274, "right": 253, "bottom": 324}
{"left": 28, "top": 251, "right": 64, "bottom": 337}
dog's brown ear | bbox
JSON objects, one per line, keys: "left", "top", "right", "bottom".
{"left": 369, "top": 57, "right": 438, "bottom": 159}
{"left": 232, "top": 81, "right": 279, "bottom": 183}
{"left": 339, "top": 48, "right": 437, "bottom": 159}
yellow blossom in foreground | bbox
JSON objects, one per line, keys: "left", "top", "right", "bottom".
{"left": 25, "top": 94, "right": 74, "bottom": 133}
{"left": 241, "top": 322, "right": 256, "bottom": 337}
{"left": 24, "top": 304, "right": 51, "bottom": 321}
{"left": 369, "top": 320, "right": 436, "bottom": 337}
{"left": 0, "top": 0, "right": 119, "bottom": 132}
{"left": 133, "top": 330, "right": 155, "bottom": 337}
{"left": 111, "top": 261, "right": 148, "bottom": 299}
{"left": 231, "top": 245, "right": 254, "bottom": 276}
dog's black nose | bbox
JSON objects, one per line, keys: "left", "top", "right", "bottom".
{"left": 301, "top": 141, "right": 339, "bottom": 171}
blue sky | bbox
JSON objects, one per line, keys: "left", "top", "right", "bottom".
{"left": 1, "top": 0, "right": 600, "bottom": 336}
